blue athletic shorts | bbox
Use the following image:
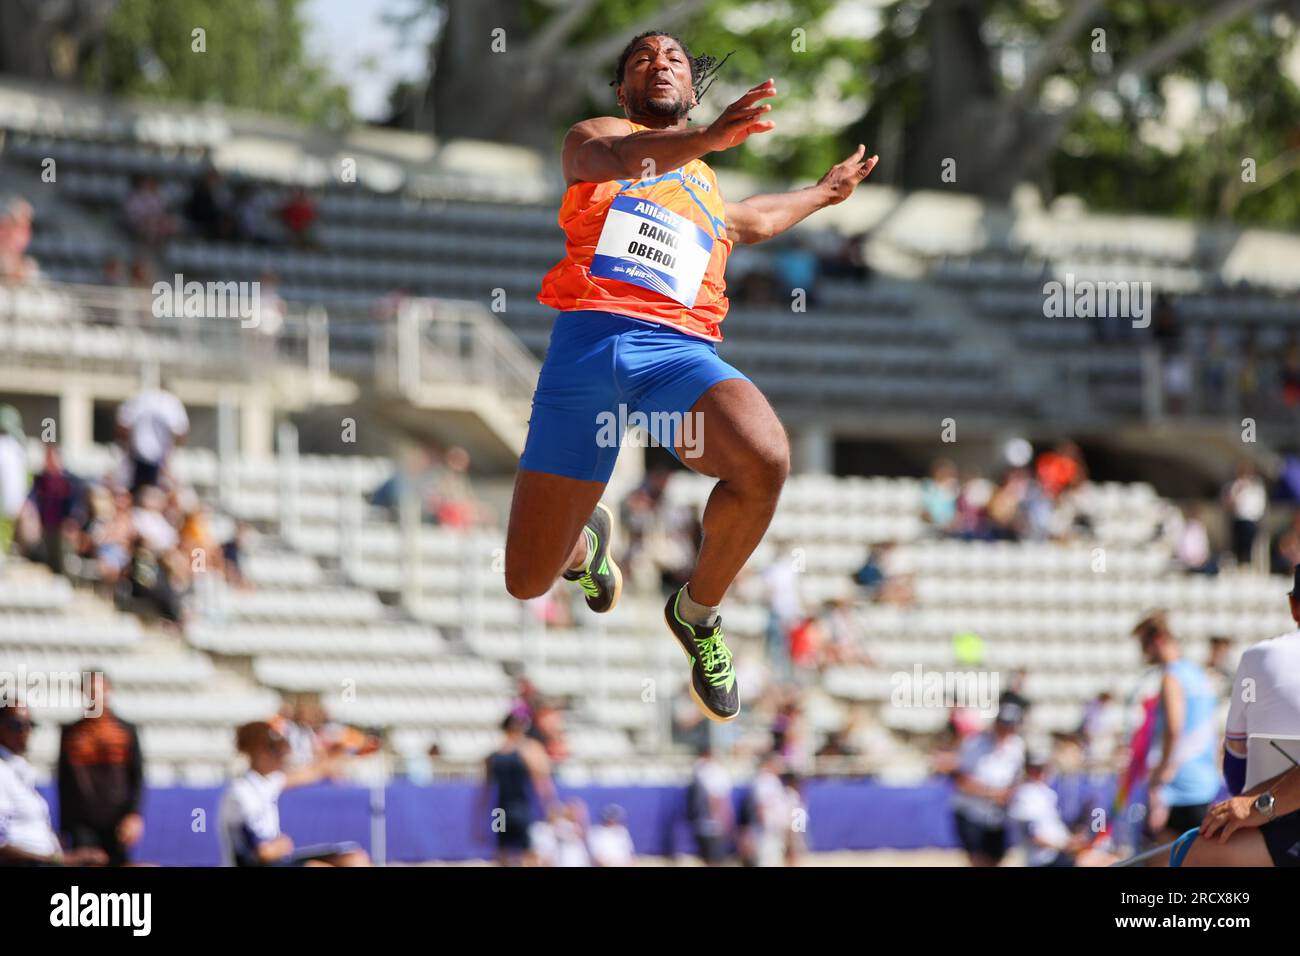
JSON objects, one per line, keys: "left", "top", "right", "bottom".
{"left": 518, "top": 310, "right": 750, "bottom": 483}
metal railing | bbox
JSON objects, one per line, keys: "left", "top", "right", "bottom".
{"left": 0, "top": 280, "right": 330, "bottom": 385}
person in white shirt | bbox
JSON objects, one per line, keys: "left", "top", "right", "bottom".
{"left": 588, "top": 804, "right": 636, "bottom": 867}
{"left": 751, "top": 752, "right": 792, "bottom": 867}
{"left": 219, "top": 720, "right": 369, "bottom": 867}
{"left": 951, "top": 702, "right": 1026, "bottom": 867}
{"left": 115, "top": 386, "right": 189, "bottom": 492}
{"left": 1008, "top": 750, "right": 1116, "bottom": 867}
{"left": 0, "top": 405, "right": 25, "bottom": 558}
{"left": 687, "top": 746, "right": 734, "bottom": 866}
{"left": 554, "top": 799, "right": 591, "bottom": 867}
{"left": 1184, "top": 567, "right": 1300, "bottom": 867}
{"left": 1223, "top": 460, "right": 1267, "bottom": 567}
{"left": 0, "top": 701, "right": 106, "bottom": 866}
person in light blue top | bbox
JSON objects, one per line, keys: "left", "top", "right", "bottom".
{"left": 1133, "top": 612, "right": 1223, "bottom": 847}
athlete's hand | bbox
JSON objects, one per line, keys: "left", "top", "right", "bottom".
{"left": 817, "top": 145, "right": 879, "bottom": 204}
{"left": 704, "top": 79, "right": 776, "bottom": 152}
{"left": 1200, "top": 795, "right": 1261, "bottom": 841}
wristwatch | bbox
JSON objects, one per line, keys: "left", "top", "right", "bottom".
{"left": 1253, "top": 791, "right": 1276, "bottom": 821}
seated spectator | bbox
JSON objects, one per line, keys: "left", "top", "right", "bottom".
{"left": 219, "top": 720, "right": 369, "bottom": 867}
{"left": 772, "top": 234, "right": 819, "bottom": 305}
{"left": 277, "top": 188, "right": 319, "bottom": 248}
{"left": 222, "top": 520, "right": 253, "bottom": 589}
{"left": 588, "top": 804, "right": 636, "bottom": 867}
{"left": 1, "top": 700, "right": 108, "bottom": 866}
{"left": 920, "top": 459, "right": 960, "bottom": 534}
{"left": 1173, "top": 503, "right": 1218, "bottom": 575}
{"left": 120, "top": 532, "right": 184, "bottom": 625}
{"left": 0, "top": 196, "right": 40, "bottom": 285}
{"left": 182, "top": 165, "right": 233, "bottom": 241}
{"left": 1008, "top": 750, "right": 1117, "bottom": 867}
{"left": 1035, "top": 440, "right": 1087, "bottom": 499}
{"left": 817, "top": 229, "right": 871, "bottom": 283}
{"left": 87, "top": 486, "right": 134, "bottom": 588}
{"left": 18, "top": 444, "right": 86, "bottom": 576}
{"left": 121, "top": 175, "right": 178, "bottom": 246}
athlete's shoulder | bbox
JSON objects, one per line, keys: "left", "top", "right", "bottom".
{"left": 566, "top": 116, "right": 635, "bottom": 140}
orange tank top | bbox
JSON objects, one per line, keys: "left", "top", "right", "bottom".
{"left": 537, "top": 119, "right": 732, "bottom": 341}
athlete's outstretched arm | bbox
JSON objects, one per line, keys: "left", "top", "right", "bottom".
{"left": 725, "top": 145, "right": 878, "bottom": 245}
{"left": 563, "top": 80, "right": 777, "bottom": 185}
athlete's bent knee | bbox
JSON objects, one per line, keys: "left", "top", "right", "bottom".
{"left": 504, "top": 562, "right": 554, "bottom": 602}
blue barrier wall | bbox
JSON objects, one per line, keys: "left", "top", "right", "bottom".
{"left": 37, "top": 776, "right": 1126, "bottom": 865}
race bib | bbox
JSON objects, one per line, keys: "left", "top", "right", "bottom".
{"left": 590, "top": 195, "right": 714, "bottom": 308}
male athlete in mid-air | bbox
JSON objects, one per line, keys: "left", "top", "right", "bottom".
{"left": 505, "top": 31, "right": 878, "bottom": 721}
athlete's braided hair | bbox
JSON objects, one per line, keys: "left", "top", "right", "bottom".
{"left": 610, "top": 31, "right": 733, "bottom": 110}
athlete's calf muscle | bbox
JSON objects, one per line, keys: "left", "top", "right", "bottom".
{"left": 505, "top": 468, "right": 607, "bottom": 600}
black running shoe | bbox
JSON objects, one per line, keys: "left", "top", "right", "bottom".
{"left": 562, "top": 502, "right": 622, "bottom": 613}
{"left": 664, "top": 588, "right": 739, "bottom": 722}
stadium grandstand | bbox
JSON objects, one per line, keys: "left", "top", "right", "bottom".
{"left": 3, "top": 2, "right": 1300, "bottom": 882}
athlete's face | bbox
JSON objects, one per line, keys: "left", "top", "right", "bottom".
{"left": 619, "top": 36, "right": 696, "bottom": 121}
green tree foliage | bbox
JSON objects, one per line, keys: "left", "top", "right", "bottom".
{"left": 87, "top": 0, "right": 351, "bottom": 127}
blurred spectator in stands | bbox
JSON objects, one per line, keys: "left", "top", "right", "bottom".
{"left": 1204, "top": 634, "right": 1235, "bottom": 695}
{"left": 761, "top": 540, "right": 803, "bottom": 678}
{"left": 619, "top": 484, "right": 657, "bottom": 587}
{"left": 999, "top": 669, "right": 1032, "bottom": 717}
{"left": 817, "top": 229, "right": 871, "bottom": 283}
{"left": 250, "top": 271, "right": 286, "bottom": 344}
{"left": 0, "top": 405, "right": 25, "bottom": 559}
{"left": 0, "top": 700, "right": 108, "bottom": 867}
{"left": 1282, "top": 334, "right": 1300, "bottom": 409}
{"left": 127, "top": 255, "right": 156, "bottom": 290}
{"left": 951, "top": 700, "right": 1026, "bottom": 867}
{"left": 588, "top": 804, "right": 636, "bottom": 867}
{"left": 1237, "top": 337, "right": 1262, "bottom": 415}
{"left": 0, "top": 196, "right": 39, "bottom": 285}
{"left": 177, "top": 495, "right": 223, "bottom": 588}
{"left": 219, "top": 720, "right": 369, "bottom": 867}
{"left": 954, "top": 469, "right": 995, "bottom": 540}
{"left": 1152, "top": 293, "right": 1190, "bottom": 415}
{"left": 853, "top": 541, "right": 915, "bottom": 608}
{"left": 986, "top": 467, "right": 1030, "bottom": 541}
{"left": 57, "top": 672, "right": 144, "bottom": 866}
{"left": 921, "top": 459, "right": 960, "bottom": 534}
{"left": 772, "top": 233, "right": 819, "bottom": 306}
{"left": 100, "top": 255, "right": 127, "bottom": 287}
{"left": 787, "top": 613, "right": 823, "bottom": 674}
{"left": 274, "top": 694, "right": 326, "bottom": 770}
{"left": 221, "top": 520, "right": 253, "bottom": 589}
{"left": 430, "top": 445, "right": 480, "bottom": 528}
{"left": 18, "top": 443, "right": 85, "bottom": 577}
{"left": 182, "top": 165, "right": 233, "bottom": 241}
{"left": 1272, "top": 510, "right": 1300, "bottom": 575}
{"left": 84, "top": 486, "right": 133, "bottom": 589}
{"left": 1035, "top": 440, "right": 1087, "bottom": 500}
{"left": 529, "top": 697, "right": 569, "bottom": 763}
{"left": 231, "top": 182, "right": 275, "bottom": 244}
{"left": 772, "top": 696, "right": 811, "bottom": 772}
{"left": 1223, "top": 459, "right": 1267, "bottom": 567}
{"left": 122, "top": 532, "right": 182, "bottom": 625}
{"left": 1078, "top": 691, "right": 1118, "bottom": 763}
{"left": 277, "top": 188, "right": 319, "bottom": 248}
{"left": 480, "top": 713, "right": 556, "bottom": 866}
{"left": 116, "top": 383, "right": 189, "bottom": 493}
{"left": 1172, "top": 503, "right": 1217, "bottom": 575}
{"left": 686, "top": 743, "right": 733, "bottom": 866}
{"left": 122, "top": 175, "right": 178, "bottom": 247}
{"left": 1200, "top": 328, "right": 1230, "bottom": 413}
{"left": 818, "top": 597, "right": 876, "bottom": 666}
